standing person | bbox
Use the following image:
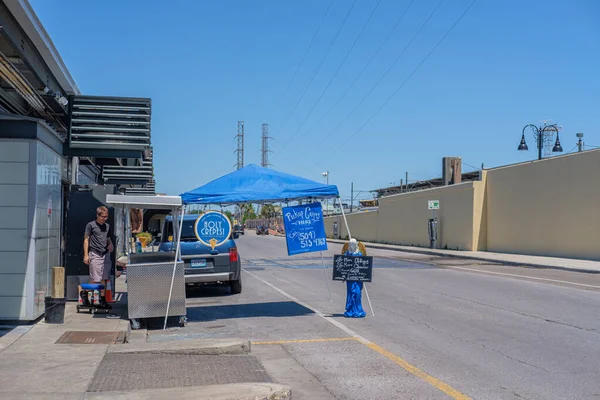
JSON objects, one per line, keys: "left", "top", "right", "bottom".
{"left": 83, "top": 206, "right": 114, "bottom": 308}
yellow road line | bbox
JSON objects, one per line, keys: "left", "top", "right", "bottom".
{"left": 252, "top": 337, "right": 356, "bottom": 345}
{"left": 360, "top": 339, "right": 471, "bottom": 400}
{"left": 244, "top": 269, "right": 471, "bottom": 399}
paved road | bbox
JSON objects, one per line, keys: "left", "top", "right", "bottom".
{"left": 151, "top": 232, "right": 600, "bottom": 400}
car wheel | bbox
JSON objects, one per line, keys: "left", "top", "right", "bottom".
{"left": 230, "top": 279, "right": 242, "bottom": 294}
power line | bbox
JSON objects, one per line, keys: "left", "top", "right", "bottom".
{"left": 272, "top": 0, "right": 358, "bottom": 139}
{"left": 301, "top": 0, "right": 447, "bottom": 155}
{"left": 310, "top": 0, "right": 478, "bottom": 168}
{"left": 565, "top": 145, "right": 578, "bottom": 154}
{"left": 281, "top": 0, "right": 417, "bottom": 156}
{"left": 272, "top": 0, "right": 384, "bottom": 161}
{"left": 462, "top": 161, "right": 481, "bottom": 171}
{"left": 267, "top": 0, "right": 333, "bottom": 120}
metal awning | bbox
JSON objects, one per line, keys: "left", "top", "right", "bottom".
{"left": 68, "top": 96, "right": 151, "bottom": 152}
{"left": 102, "top": 164, "right": 153, "bottom": 185}
{"left": 106, "top": 194, "right": 181, "bottom": 210}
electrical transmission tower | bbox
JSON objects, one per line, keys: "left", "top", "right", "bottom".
{"left": 235, "top": 121, "right": 244, "bottom": 170}
{"left": 261, "top": 123, "right": 272, "bottom": 168}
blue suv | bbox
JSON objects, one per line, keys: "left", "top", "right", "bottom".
{"left": 159, "top": 215, "right": 242, "bottom": 294}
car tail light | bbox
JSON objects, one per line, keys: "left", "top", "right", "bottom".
{"left": 229, "top": 247, "right": 238, "bottom": 262}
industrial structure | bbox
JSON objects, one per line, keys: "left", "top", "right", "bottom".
{"left": 372, "top": 158, "right": 479, "bottom": 198}
{"left": 235, "top": 121, "right": 244, "bottom": 170}
{"left": 261, "top": 123, "right": 271, "bottom": 168}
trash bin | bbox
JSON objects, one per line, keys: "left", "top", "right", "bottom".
{"left": 44, "top": 297, "right": 66, "bottom": 324}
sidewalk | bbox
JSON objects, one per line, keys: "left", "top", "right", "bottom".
{"left": 0, "top": 297, "right": 130, "bottom": 399}
{"left": 0, "top": 278, "right": 290, "bottom": 400}
{"left": 328, "top": 239, "right": 600, "bottom": 273}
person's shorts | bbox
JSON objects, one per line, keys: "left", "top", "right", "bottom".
{"left": 89, "top": 252, "right": 111, "bottom": 282}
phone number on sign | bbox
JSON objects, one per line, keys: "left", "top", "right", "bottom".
{"left": 300, "top": 237, "right": 326, "bottom": 249}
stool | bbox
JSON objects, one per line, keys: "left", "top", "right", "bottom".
{"left": 77, "top": 283, "right": 109, "bottom": 314}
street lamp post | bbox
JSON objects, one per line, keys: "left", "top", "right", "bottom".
{"left": 518, "top": 123, "right": 563, "bottom": 160}
{"left": 322, "top": 171, "right": 329, "bottom": 215}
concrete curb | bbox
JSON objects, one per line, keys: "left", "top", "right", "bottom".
{"left": 108, "top": 338, "right": 251, "bottom": 355}
{"left": 0, "top": 326, "right": 32, "bottom": 353}
{"left": 84, "top": 383, "right": 291, "bottom": 400}
{"left": 327, "top": 239, "right": 600, "bottom": 274}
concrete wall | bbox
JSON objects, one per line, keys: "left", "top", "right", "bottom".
{"left": 0, "top": 140, "right": 30, "bottom": 319}
{"left": 324, "top": 210, "right": 378, "bottom": 242}
{"left": 325, "top": 150, "right": 600, "bottom": 260}
{"left": 325, "top": 181, "right": 484, "bottom": 251}
{"left": 485, "top": 150, "right": 600, "bottom": 260}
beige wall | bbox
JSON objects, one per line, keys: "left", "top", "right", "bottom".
{"left": 324, "top": 211, "right": 378, "bottom": 242}
{"left": 473, "top": 170, "right": 487, "bottom": 251}
{"left": 485, "top": 150, "right": 600, "bottom": 260}
{"left": 326, "top": 150, "right": 600, "bottom": 260}
{"left": 326, "top": 181, "right": 484, "bottom": 251}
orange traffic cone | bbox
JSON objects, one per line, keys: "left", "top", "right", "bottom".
{"left": 105, "top": 279, "right": 113, "bottom": 303}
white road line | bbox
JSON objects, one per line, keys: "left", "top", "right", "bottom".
{"left": 242, "top": 268, "right": 371, "bottom": 343}
{"left": 441, "top": 265, "right": 600, "bottom": 289}
{"left": 243, "top": 268, "right": 472, "bottom": 399}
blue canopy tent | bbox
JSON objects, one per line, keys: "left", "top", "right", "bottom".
{"left": 178, "top": 164, "right": 373, "bottom": 316}
{"left": 180, "top": 164, "right": 339, "bottom": 205}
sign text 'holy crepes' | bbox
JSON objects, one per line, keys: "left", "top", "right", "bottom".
{"left": 194, "top": 211, "right": 232, "bottom": 249}
{"left": 282, "top": 202, "right": 328, "bottom": 256}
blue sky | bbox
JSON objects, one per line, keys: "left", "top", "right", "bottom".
{"left": 31, "top": 0, "right": 599, "bottom": 202}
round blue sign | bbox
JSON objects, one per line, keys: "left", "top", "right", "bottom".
{"left": 194, "top": 211, "right": 232, "bottom": 249}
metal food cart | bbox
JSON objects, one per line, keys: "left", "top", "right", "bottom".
{"left": 106, "top": 194, "right": 186, "bottom": 330}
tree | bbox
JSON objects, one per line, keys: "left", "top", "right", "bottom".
{"left": 260, "top": 204, "right": 277, "bottom": 219}
{"left": 240, "top": 204, "right": 257, "bottom": 223}
{"left": 223, "top": 210, "right": 234, "bottom": 225}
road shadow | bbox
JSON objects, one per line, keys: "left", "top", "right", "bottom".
{"left": 185, "top": 301, "right": 315, "bottom": 322}
{"left": 185, "top": 285, "right": 232, "bottom": 298}
{"left": 374, "top": 257, "right": 438, "bottom": 269}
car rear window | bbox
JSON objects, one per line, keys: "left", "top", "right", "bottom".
{"left": 162, "top": 220, "right": 197, "bottom": 241}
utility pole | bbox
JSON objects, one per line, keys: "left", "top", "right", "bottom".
{"left": 405, "top": 172, "right": 408, "bottom": 193}
{"left": 235, "top": 121, "right": 244, "bottom": 170}
{"left": 322, "top": 171, "right": 329, "bottom": 215}
{"left": 577, "top": 133, "right": 584, "bottom": 152}
{"left": 261, "top": 123, "right": 272, "bottom": 167}
{"left": 350, "top": 182, "right": 354, "bottom": 213}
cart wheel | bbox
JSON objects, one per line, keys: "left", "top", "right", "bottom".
{"left": 178, "top": 316, "right": 186, "bottom": 327}
{"left": 76, "top": 306, "right": 80, "bottom": 313}
{"left": 91, "top": 308, "right": 95, "bottom": 315}
{"left": 130, "top": 319, "right": 141, "bottom": 330}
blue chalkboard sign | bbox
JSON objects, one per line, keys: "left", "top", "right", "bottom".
{"left": 194, "top": 211, "right": 232, "bottom": 249}
{"left": 282, "top": 202, "right": 328, "bottom": 256}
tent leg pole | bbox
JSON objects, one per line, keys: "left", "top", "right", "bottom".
{"left": 337, "top": 197, "right": 352, "bottom": 240}
{"left": 164, "top": 205, "right": 185, "bottom": 330}
{"left": 363, "top": 283, "right": 375, "bottom": 317}
{"left": 320, "top": 251, "right": 332, "bottom": 301}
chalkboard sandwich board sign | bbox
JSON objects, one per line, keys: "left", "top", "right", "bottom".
{"left": 332, "top": 255, "right": 373, "bottom": 282}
